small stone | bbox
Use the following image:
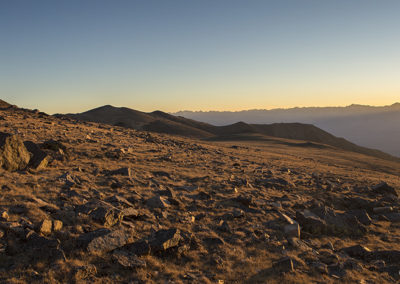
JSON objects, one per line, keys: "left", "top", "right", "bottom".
{"left": 319, "top": 250, "right": 340, "bottom": 265}
{"left": 296, "top": 211, "right": 327, "bottom": 235}
{"left": 89, "top": 206, "right": 123, "bottom": 227}
{"left": 146, "top": 195, "right": 170, "bottom": 209}
{"left": 287, "top": 237, "right": 311, "bottom": 251}
{"left": 371, "top": 182, "right": 398, "bottom": 197}
{"left": 38, "top": 220, "right": 53, "bottom": 235}
{"left": 373, "top": 207, "right": 393, "bottom": 214}
{"left": 0, "top": 210, "right": 9, "bottom": 221}
{"left": 52, "top": 220, "right": 63, "bottom": 231}
{"left": 284, "top": 223, "right": 300, "bottom": 239}
{"left": 342, "top": 245, "right": 371, "bottom": 259}
{"left": 232, "top": 208, "right": 244, "bottom": 218}
{"left": 121, "top": 207, "right": 140, "bottom": 218}
{"left": 311, "top": 262, "right": 328, "bottom": 274}
{"left": 149, "top": 228, "right": 181, "bottom": 251}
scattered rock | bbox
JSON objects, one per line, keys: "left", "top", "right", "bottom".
{"left": 284, "top": 223, "right": 300, "bottom": 239}
{"left": 89, "top": 205, "right": 123, "bottom": 227}
{"left": 298, "top": 205, "right": 367, "bottom": 237}
{"left": 311, "top": 261, "right": 328, "bottom": 274}
{"left": 296, "top": 211, "right": 327, "bottom": 235}
{"left": 87, "top": 229, "right": 133, "bottom": 254}
{"left": 146, "top": 195, "right": 170, "bottom": 209}
{"left": 373, "top": 206, "right": 393, "bottom": 214}
{"left": 41, "top": 139, "right": 69, "bottom": 160}
{"left": 0, "top": 210, "right": 9, "bottom": 221}
{"left": 59, "top": 172, "right": 80, "bottom": 187}
{"left": 0, "top": 132, "right": 31, "bottom": 171}
{"left": 52, "top": 220, "right": 63, "bottom": 231}
{"left": 371, "top": 182, "right": 398, "bottom": 197}
{"left": 341, "top": 245, "right": 371, "bottom": 259}
{"left": 149, "top": 228, "right": 181, "bottom": 252}
{"left": 24, "top": 141, "right": 50, "bottom": 170}
{"left": 38, "top": 220, "right": 53, "bottom": 235}
{"left": 121, "top": 207, "right": 140, "bottom": 218}
{"left": 287, "top": 237, "right": 312, "bottom": 251}
{"left": 41, "top": 139, "right": 67, "bottom": 152}
{"left": 107, "top": 195, "right": 134, "bottom": 207}
{"left": 77, "top": 228, "right": 111, "bottom": 247}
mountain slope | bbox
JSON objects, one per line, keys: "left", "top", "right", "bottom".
{"left": 173, "top": 103, "right": 400, "bottom": 156}
{"left": 1, "top": 100, "right": 400, "bottom": 283}
{"left": 60, "top": 105, "right": 399, "bottom": 162}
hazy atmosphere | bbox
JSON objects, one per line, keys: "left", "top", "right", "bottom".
{"left": 1, "top": 0, "right": 400, "bottom": 113}
{"left": 1, "top": 1, "right": 400, "bottom": 283}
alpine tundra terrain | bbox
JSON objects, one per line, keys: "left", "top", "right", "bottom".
{"left": 0, "top": 99, "right": 400, "bottom": 283}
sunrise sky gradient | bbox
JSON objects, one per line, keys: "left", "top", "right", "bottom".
{"left": 1, "top": 0, "right": 399, "bottom": 113}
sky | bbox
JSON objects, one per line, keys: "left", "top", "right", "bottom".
{"left": 1, "top": 0, "right": 400, "bottom": 114}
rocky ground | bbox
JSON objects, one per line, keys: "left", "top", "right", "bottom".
{"left": 0, "top": 105, "right": 399, "bottom": 283}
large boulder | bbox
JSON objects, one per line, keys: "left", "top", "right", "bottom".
{"left": 0, "top": 132, "right": 31, "bottom": 171}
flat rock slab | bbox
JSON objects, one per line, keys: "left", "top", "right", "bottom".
{"left": 87, "top": 229, "right": 134, "bottom": 254}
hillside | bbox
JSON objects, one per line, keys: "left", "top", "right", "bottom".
{"left": 0, "top": 99, "right": 12, "bottom": 109}
{"left": 173, "top": 103, "right": 400, "bottom": 157}
{"left": 62, "top": 105, "right": 399, "bottom": 162}
{"left": 0, "top": 101, "right": 400, "bottom": 283}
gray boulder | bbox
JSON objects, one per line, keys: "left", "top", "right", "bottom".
{"left": 0, "top": 132, "right": 31, "bottom": 171}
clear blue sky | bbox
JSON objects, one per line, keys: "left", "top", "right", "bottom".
{"left": 1, "top": 0, "right": 399, "bottom": 113}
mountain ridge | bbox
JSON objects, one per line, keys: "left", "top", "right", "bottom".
{"left": 58, "top": 104, "right": 399, "bottom": 162}
{"left": 172, "top": 103, "right": 400, "bottom": 157}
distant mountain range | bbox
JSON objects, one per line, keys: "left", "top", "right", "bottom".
{"left": 58, "top": 105, "right": 399, "bottom": 162}
{"left": 173, "top": 103, "right": 400, "bottom": 157}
